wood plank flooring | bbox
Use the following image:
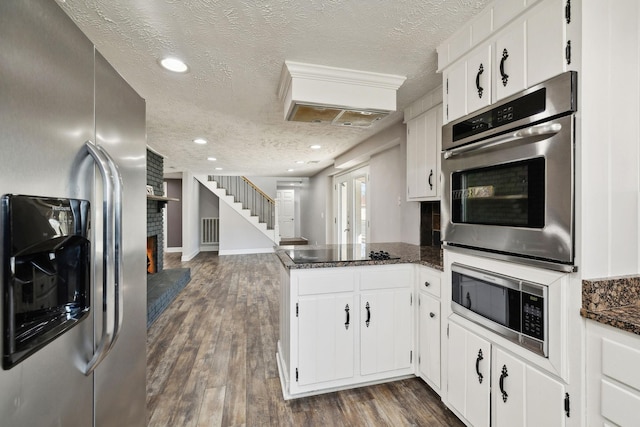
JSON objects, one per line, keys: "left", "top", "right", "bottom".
{"left": 147, "top": 252, "right": 464, "bottom": 426}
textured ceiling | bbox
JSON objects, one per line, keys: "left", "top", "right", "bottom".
{"left": 59, "top": 0, "right": 490, "bottom": 177}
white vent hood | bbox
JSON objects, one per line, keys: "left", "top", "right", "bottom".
{"left": 277, "top": 61, "right": 406, "bottom": 128}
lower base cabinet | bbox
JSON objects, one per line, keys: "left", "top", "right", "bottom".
{"left": 587, "top": 320, "right": 640, "bottom": 426}
{"left": 418, "top": 292, "right": 441, "bottom": 389}
{"left": 447, "top": 321, "right": 568, "bottom": 427}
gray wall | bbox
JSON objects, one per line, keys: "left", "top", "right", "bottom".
{"left": 301, "top": 122, "right": 420, "bottom": 245}
{"left": 198, "top": 181, "right": 219, "bottom": 220}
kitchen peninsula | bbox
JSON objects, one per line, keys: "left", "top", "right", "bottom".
{"left": 275, "top": 243, "right": 443, "bottom": 399}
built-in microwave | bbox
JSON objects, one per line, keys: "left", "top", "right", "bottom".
{"left": 441, "top": 71, "right": 577, "bottom": 272}
{"left": 451, "top": 263, "right": 547, "bottom": 357}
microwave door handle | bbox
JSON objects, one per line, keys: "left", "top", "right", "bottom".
{"left": 443, "top": 123, "right": 563, "bottom": 159}
{"left": 84, "top": 141, "right": 117, "bottom": 375}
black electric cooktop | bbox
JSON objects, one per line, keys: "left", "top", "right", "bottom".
{"left": 286, "top": 247, "right": 400, "bottom": 264}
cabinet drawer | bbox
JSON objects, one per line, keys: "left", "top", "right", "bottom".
{"left": 296, "top": 270, "right": 355, "bottom": 295}
{"left": 360, "top": 266, "right": 412, "bottom": 290}
{"left": 601, "top": 379, "right": 640, "bottom": 426}
{"left": 417, "top": 267, "right": 441, "bottom": 298}
{"left": 603, "top": 338, "right": 640, "bottom": 391}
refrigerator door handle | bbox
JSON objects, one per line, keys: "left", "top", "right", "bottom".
{"left": 84, "top": 141, "right": 124, "bottom": 375}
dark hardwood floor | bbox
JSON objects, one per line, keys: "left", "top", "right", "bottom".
{"left": 147, "top": 252, "right": 464, "bottom": 426}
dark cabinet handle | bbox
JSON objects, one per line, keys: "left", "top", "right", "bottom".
{"left": 500, "top": 49, "right": 509, "bottom": 87}
{"left": 428, "top": 170, "right": 434, "bottom": 190}
{"left": 424, "top": 281, "right": 430, "bottom": 287}
{"left": 500, "top": 365, "right": 509, "bottom": 403}
{"left": 345, "top": 304, "right": 350, "bottom": 330}
{"left": 429, "top": 312, "right": 436, "bottom": 318}
{"left": 365, "top": 302, "right": 371, "bottom": 327}
{"left": 475, "top": 64, "right": 484, "bottom": 98}
{"left": 475, "top": 349, "right": 484, "bottom": 384}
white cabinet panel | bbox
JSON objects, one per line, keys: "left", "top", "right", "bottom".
{"left": 494, "top": 348, "right": 526, "bottom": 427}
{"left": 406, "top": 105, "right": 442, "bottom": 200}
{"left": 447, "top": 322, "right": 491, "bottom": 427}
{"left": 494, "top": 20, "right": 526, "bottom": 101}
{"left": 444, "top": 61, "right": 467, "bottom": 124}
{"left": 526, "top": 0, "right": 566, "bottom": 87}
{"left": 526, "top": 364, "right": 566, "bottom": 426}
{"left": 602, "top": 379, "right": 640, "bottom": 427}
{"left": 360, "top": 289, "right": 412, "bottom": 376}
{"left": 297, "top": 294, "right": 355, "bottom": 385}
{"left": 466, "top": 44, "right": 493, "bottom": 115}
{"left": 418, "top": 293, "right": 440, "bottom": 388}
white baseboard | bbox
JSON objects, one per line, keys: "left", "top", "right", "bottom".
{"left": 200, "top": 244, "right": 219, "bottom": 252}
{"left": 181, "top": 249, "right": 199, "bottom": 262}
{"left": 218, "top": 247, "right": 275, "bottom": 255}
{"left": 165, "top": 247, "right": 182, "bottom": 253}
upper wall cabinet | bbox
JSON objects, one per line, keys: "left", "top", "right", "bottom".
{"left": 439, "top": 0, "right": 571, "bottom": 124}
{"left": 406, "top": 105, "right": 443, "bottom": 201}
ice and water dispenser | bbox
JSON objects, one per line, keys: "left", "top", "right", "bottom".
{"left": 1, "top": 195, "right": 90, "bottom": 368}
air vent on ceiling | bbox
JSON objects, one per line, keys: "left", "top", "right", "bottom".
{"left": 277, "top": 61, "right": 406, "bottom": 128}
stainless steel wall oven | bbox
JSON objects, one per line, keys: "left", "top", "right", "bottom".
{"left": 442, "top": 71, "right": 577, "bottom": 271}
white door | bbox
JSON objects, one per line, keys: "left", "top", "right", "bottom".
{"left": 277, "top": 189, "right": 295, "bottom": 238}
{"left": 335, "top": 166, "right": 369, "bottom": 245}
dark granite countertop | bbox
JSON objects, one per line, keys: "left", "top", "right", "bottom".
{"left": 581, "top": 275, "right": 640, "bottom": 335}
{"left": 275, "top": 242, "right": 443, "bottom": 271}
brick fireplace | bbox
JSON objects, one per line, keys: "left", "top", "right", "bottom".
{"left": 147, "top": 149, "right": 164, "bottom": 273}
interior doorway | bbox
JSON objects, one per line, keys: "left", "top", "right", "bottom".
{"left": 277, "top": 188, "right": 296, "bottom": 238}
{"left": 334, "top": 165, "right": 369, "bottom": 245}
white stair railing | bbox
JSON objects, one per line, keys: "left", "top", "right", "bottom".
{"left": 207, "top": 175, "right": 275, "bottom": 230}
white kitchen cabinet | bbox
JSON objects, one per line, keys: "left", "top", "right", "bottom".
{"left": 586, "top": 320, "right": 640, "bottom": 426}
{"left": 447, "top": 322, "right": 491, "bottom": 427}
{"left": 494, "top": 347, "right": 566, "bottom": 427}
{"left": 406, "top": 105, "right": 442, "bottom": 201}
{"left": 418, "top": 292, "right": 441, "bottom": 389}
{"left": 441, "top": 0, "right": 570, "bottom": 124}
{"left": 448, "top": 321, "right": 567, "bottom": 427}
{"left": 494, "top": 18, "right": 526, "bottom": 101}
{"left": 278, "top": 264, "right": 415, "bottom": 399}
{"left": 297, "top": 293, "right": 355, "bottom": 385}
{"left": 360, "top": 289, "right": 412, "bottom": 376}
{"left": 417, "top": 266, "right": 442, "bottom": 390}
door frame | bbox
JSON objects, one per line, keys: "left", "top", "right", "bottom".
{"left": 333, "top": 165, "right": 370, "bottom": 245}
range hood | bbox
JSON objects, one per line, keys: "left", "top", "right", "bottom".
{"left": 277, "top": 61, "right": 406, "bottom": 128}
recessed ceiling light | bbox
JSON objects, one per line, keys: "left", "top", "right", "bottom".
{"left": 160, "top": 57, "right": 188, "bottom": 73}
{"left": 194, "top": 138, "right": 207, "bottom": 144}
{"left": 207, "top": 157, "right": 217, "bottom": 161}
{"left": 295, "top": 160, "right": 305, "bottom": 164}
{"left": 287, "top": 169, "right": 294, "bottom": 172}
{"left": 310, "top": 145, "right": 321, "bottom": 150}
{"left": 215, "top": 167, "right": 223, "bottom": 170}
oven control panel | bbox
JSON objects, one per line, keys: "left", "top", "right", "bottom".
{"left": 522, "top": 292, "right": 544, "bottom": 341}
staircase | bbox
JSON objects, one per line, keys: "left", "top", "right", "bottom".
{"left": 196, "top": 175, "right": 278, "bottom": 244}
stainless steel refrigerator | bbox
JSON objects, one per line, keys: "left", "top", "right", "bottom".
{"left": 0, "top": 1, "right": 147, "bottom": 426}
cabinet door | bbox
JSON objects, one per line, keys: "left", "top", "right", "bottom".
{"left": 418, "top": 293, "right": 440, "bottom": 388}
{"left": 494, "top": 20, "right": 526, "bottom": 101}
{"left": 444, "top": 60, "right": 467, "bottom": 124}
{"left": 360, "top": 289, "right": 412, "bottom": 376}
{"left": 447, "top": 322, "right": 491, "bottom": 427}
{"left": 526, "top": 0, "right": 566, "bottom": 87}
{"left": 423, "top": 107, "right": 440, "bottom": 198}
{"left": 406, "top": 113, "right": 428, "bottom": 199}
{"left": 494, "top": 347, "right": 566, "bottom": 427}
{"left": 466, "top": 44, "right": 492, "bottom": 115}
{"left": 297, "top": 294, "right": 355, "bottom": 386}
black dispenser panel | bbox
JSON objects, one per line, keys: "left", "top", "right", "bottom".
{"left": 1, "top": 195, "right": 90, "bottom": 369}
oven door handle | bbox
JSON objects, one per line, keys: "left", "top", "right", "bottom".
{"left": 443, "top": 123, "right": 562, "bottom": 159}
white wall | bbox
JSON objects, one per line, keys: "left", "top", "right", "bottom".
{"left": 181, "top": 171, "right": 201, "bottom": 261}
{"left": 218, "top": 201, "right": 276, "bottom": 254}
{"left": 301, "top": 166, "right": 335, "bottom": 245}
{"left": 198, "top": 182, "right": 219, "bottom": 219}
